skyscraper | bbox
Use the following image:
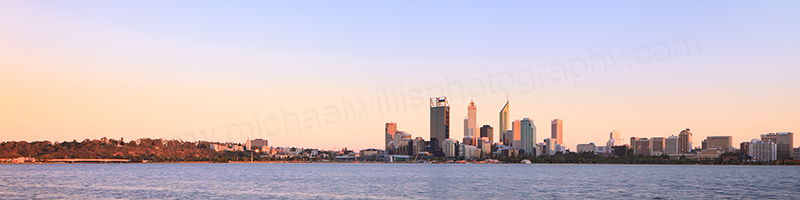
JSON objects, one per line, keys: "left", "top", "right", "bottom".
{"left": 466, "top": 99, "right": 477, "bottom": 139}
{"left": 511, "top": 120, "right": 522, "bottom": 148}
{"left": 520, "top": 118, "right": 536, "bottom": 155}
{"left": 429, "top": 96, "right": 450, "bottom": 157}
{"left": 385, "top": 122, "right": 397, "bottom": 153}
{"left": 480, "top": 125, "right": 493, "bottom": 142}
{"left": 678, "top": 129, "right": 692, "bottom": 153}
{"left": 761, "top": 132, "right": 793, "bottom": 160}
{"left": 551, "top": 119, "right": 563, "bottom": 145}
{"left": 499, "top": 100, "right": 509, "bottom": 144}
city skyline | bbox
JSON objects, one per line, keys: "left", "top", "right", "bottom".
{"left": 1, "top": 1, "right": 799, "bottom": 151}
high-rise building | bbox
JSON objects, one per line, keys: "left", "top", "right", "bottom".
{"left": 634, "top": 138, "right": 652, "bottom": 156}
{"left": 630, "top": 137, "right": 638, "bottom": 152}
{"left": 761, "top": 132, "right": 794, "bottom": 160}
{"left": 607, "top": 130, "right": 622, "bottom": 148}
{"left": 480, "top": 125, "right": 494, "bottom": 142}
{"left": 749, "top": 139, "right": 777, "bottom": 161}
{"left": 466, "top": 99, "right": 477, "bottom": 139}
{"left": 678, "top": 129, "right": 693, "bottom": 153}
{"left": 511, "top": 120, "right": 522, "bottom": 149}
{"left": 499, "top": 100, "right": 510, "bottom": 144}
{"left": 519, "top": 118, "right": 536, "bottom": 155}
{"left": 551, "top": 119, "right": 563, "bottom": 145}
{"left": 703, "top": 136, "right": 733, "bottom": 153}
{"left": 429, "top": 97, "right": 450, "bottom": 157}
{"left": 651, "top": 137, "right": 665, "bottom": 156}
{"left": 385, "top": 122, "right": 398, "bottom": 153}
{"left": 665, "top": 135, "right": 679, "bottom": 154}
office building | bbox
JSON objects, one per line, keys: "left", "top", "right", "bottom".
{"left": 462, "top": 136, "right": 475, "bottom": 146}
{"left": 503, "top": 130, "right": 513, "bottom": 146}
{"left": 245, "top": 137, "right": 251, "bottom": 151}
{"left": 761, "top": 132, "right": 794, "bottom": 160}
{"left": 544, "top": 138, "right": 556, "bottom": 155}
{"left": 607, "top": 130, "right": 622, "bottom": 148}
{"left": 612, "top": 145, "right": 629, "bottom": 156}
{"left": 412, "top": 137, "right": 426, "bottom": 156}
{"left": 551, "top": 119, "right": 563, "bottom": 145}
{"left": 511, "top": 120, "right": 522, "bottom": 149}
{"left": 482, "top": 141, "right": 492, "bottom": 156}
{"left": 519, "top": 118, "right": 536, "bottom": 155}
{"left": 749, "top": 139, "right": 777, "bottom": 162}
{"left": 466, "top": 99, "right": 477, "bottom": 139}
{"left": 630, "top": 137, "right": 638, "bottom": 152}
{"left": 665, "top": 136, "right": 679, "bottom": 154}
{"left": 577, "top": 143, "right": 596, "bottom": 153}
{"left": 634, "top": 138, "right": 651, "bottom": 156}
{"left": 393, "top": 131, "right": 412, "bottom": 154}
{"left": 430, "top": 97, "right": 450, "bottom": 157}
{"left": 385, "top": 122, "right": 397, "bottom": 152}
{"left": 250, "top": 139, "right": 268, "bottom": 149}
{"left": 499, "top": 100, "right": 510, "bottom": 145}
{"left": 480, "top": 125, "right": 494, "bottom": 143}
{"left": 739, "top": 142, "right": 750, "bottom": 155}
{"left": 703, "top": 136, "right": 733, "bottom": 153}
{"left": 678, "top": 129, "right": 693, "bottom": 153}
{"left": 594, "top": 145, "right": 609, "bottom": 154}
{"left": 651, "top": 137, "right": 665, "bottom": 156}
{"left": 443, "top": 139, "right": 458, "bottom": 158}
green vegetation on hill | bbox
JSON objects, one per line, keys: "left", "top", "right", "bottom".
{"left": 0, "top": 138, "right": 258, "bottom": 162}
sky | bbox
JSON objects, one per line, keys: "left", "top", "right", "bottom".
{"left": 1, "top": 1, "right": 799, "bottom": 151}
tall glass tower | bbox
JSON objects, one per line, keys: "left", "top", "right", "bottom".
{"left": 498, "top": 100, "right": 509, "bottom": 145}
{"left": 429, "top": 96, "right": 449, "bottom": 157}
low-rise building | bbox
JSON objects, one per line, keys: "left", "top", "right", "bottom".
{"left": 577, "top": 143, "right": 596, "bottom": 153}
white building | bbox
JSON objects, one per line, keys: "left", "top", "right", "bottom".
{"left": 749, "top": 139, "right": 777, "bottom": 162}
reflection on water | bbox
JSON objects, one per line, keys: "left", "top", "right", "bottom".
{"left": 1, "top": 163, "right": 799, "bottom": 199}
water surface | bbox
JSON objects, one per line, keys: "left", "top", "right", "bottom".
{"left": 1, "top": 163, "right": 798, "bottom": 199}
